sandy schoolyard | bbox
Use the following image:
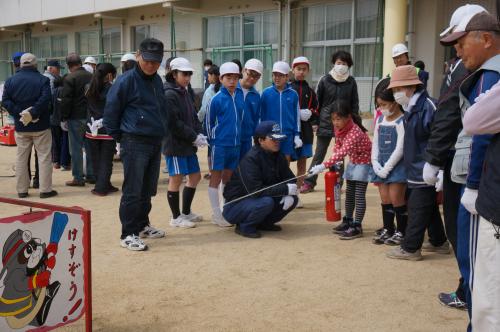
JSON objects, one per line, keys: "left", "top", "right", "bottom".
{"left": 0, "top": 142, "right": 466, "bottom": 331}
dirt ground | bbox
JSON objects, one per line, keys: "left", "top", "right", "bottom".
{"left": 0, "top": 141, "right": 467, "bottom": 332}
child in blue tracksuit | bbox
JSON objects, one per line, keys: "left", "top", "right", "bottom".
{"left": 205, "top": 62, "right": 244, "bottom": 227}
{"left": 260, "top": 61, "right": 302, "bottom": 162}
{"left": 239, "top": 58, "right": 263, "bottom": 160}
{"left": 385, "top": 65, "right": 447, "bottom": 261}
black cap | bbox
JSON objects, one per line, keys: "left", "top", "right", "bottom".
{"left": 139, "top": 38, "right": 164, "bottom": 63}
{"left": 47, "top": 59, "right": 62, "bottom": 68}
{"left": 254, "top": 121, "right": 287, "bottom": 141}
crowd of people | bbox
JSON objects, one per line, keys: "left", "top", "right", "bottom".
{"left": 1, "top": 3, "right": 499, "bottom": 330}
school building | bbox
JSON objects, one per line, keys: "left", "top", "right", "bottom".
{"left": 0, "top": 0, "right": 497, "bottom": 113}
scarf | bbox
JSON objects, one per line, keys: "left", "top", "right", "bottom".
{"left": 334, "top": 118, "right": 354, "bottom": 139}
{"left": 329, "top": 67, "right": 349, "bottom": 83}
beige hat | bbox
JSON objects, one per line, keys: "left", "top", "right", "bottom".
{"left": 387, "top": 65, "right": 422, "bottom": 89}
{"left": 20, "top": 53, "right": 37, "bottom": 67}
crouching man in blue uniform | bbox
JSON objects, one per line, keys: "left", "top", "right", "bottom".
{"left": 223, "top": 121, "right": 299, "bottom": 238}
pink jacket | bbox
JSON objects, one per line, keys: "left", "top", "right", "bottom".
{"left": 463, "top": 80, "right": 500, "bottom": 135}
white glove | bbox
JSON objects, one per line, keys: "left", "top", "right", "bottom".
{"left": 280, "top": 195, "right": 295, "bottom": 210}
{"left": 377, "top": 167, "right": 390, "bottom": 179}
{"left": 87, "top": 117, "right": 101, "bottom": 136}
{"left": 20, "top": 108, "right": 34, "bottom": 126}
{"left": 115, "top": 143, "right": 121, "bottom": 157}
{"left": 309, "top": 164, "right": 326, "bottom": 176}
{"left": 423, "top": 162, "right": 440, "bottom": 185}
{"left": 193, "top": 134, "right": 208, "bottom": 147}
{"left": 300, "top": 108, "right": 312, "bottom": 121}
{"left": 294, "top": 136, "right": 303, "bottom": 148}
{"left": 287, "top": 183, "right": 298, "bottom": 196}
{"left": 435, "top": 170, "right": 444, "bottom": 192}
{"left": 60, "top": 121, "right": 68, "bottom": 131}
{"left": 461, "top": 188, "right": 478, "bottom": 214}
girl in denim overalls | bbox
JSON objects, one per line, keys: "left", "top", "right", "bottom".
{"left": 371, "top": 78, "right": 407, "bottom": 245}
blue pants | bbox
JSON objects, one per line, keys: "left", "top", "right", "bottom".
{"left": 457, "top": 185, "right": 480, "bottom": 330}
{"left": 223, "top": 196, "right": 298, "bottom": 234}
{"left": 68, "top": 119, "right": 94, "bottom": 182}
{"left": 119, "top": 135, "right": 161, "bottom": 238}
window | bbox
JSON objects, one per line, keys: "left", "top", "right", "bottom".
{"left": 30, "top": 35, "right": 68, "bottom": 73}
{"left": 0, "top": 40, "right": 22, "bottom": 82}
{"left": 77, "top": 31, "right": 99, "bottom": 56}
{"left": 205, "top": 11, "right": 279, "bottom": 88}
{"left": 132, "top": 25, "right": 160, "bottom": 51}
{"left": 103, "top": 27, "right": 121, "bottom": 54}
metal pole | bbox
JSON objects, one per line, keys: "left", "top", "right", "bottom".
{"left": 170, "top": 7, "right": 176, "bottom": 57}
{"left": 277, "top": 0, "right": 283, "bottom": 60}
{"left": 99, "top": 17, "right": 104, "bottom": 63}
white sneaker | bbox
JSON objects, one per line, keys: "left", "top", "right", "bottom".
{"left": 139, "top": 225, "right": 166, "bottom": 238}
{"left": 120, "top": 235, "right": 147, "bottom": 251}
{"left": 211, "top": 214, "right": 232, "bottom": 227}
{"left": 170, "top": 216, "right": 196, "bottom": 228}
{"left": 181, "top": 212, "right": 203, "bottom": 222}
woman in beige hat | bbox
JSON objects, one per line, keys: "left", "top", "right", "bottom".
{"left": 385, "top": 65, "right": 448, "bottom": 261}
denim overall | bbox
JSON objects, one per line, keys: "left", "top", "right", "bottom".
{"left": 371, "top": 116, "right": 407, "bottom": 183}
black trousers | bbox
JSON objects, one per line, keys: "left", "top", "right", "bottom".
{"left": 87, "top": 138, "right": 116, "bottom": 193}
{"left": 27, "top": 150, "right": 39, "bottom": 182}
{"left": 305, "top": 136, "right": 332, "bottom": 187}
{"left": 51, "top": 125, "right": 62, "bottom": 165}
{"left": 402, "top": 186, "right": 447, "bottom": 253}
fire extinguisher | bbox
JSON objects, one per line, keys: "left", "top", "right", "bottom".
{"left": 325, "top": 168, "right": 341, "bottom": 222}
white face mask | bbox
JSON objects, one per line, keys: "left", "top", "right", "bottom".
{"left": 381, "top": 108, "right": 394, "bottom": 117}
{"left": 204, "top": 66, "right": 210, "bottom": 71}
{"left": 334, "top": 64, "right": 349, "bottom": 76}
{"left": 394, "top": 91, "right": 410, "bottom": 107}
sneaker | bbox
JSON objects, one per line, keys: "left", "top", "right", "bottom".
{"left": 107, "top": 185, "right": 119, "bottom": 193}
{"left": 373, "top": 229, "right": 392, "bottom": 245}
{"left": 66, "top": 179, "right": 85, "bottom": 187}
{"left": 333, "top": 217, "right": 351, "bottom": 234}
{"left": 339, "top": 225, "right": 363, "bottom": 240}
{"left": 438, "top": 292, "right": 468, "bottom": 311}
{"left": 120, "top": 235, "right": 147, "bottom": 251}
{"left": 385, "top": 232, "right": 404, "bottom": 246}
{"left": 53, "top": 163, "right": 60, "bottom": 169}
{"left": 170, "top": 216, "right": 196, "bottom": 228}
{"left": 91, "top": 189, "right": 107, "bottom": 197}
{"left": 181, "top": 212, "right": 203, "bottom": 222}
{"left": 421, "top": 241, "right": 451, "bottom": 254}
{"left": 40, "top": 190, "right": 58, "bottom": 199}
{"left": 299, "top": 182, "right": 314, "bottom": 194}
{"left": 139, "top": 225, "right": 166, "bottom": 238}
{"left": 203, "top": 173, "right": 211, "bottom": 180}
{"left": 386, "top": 246, "right": 422, "bottom": 261}
{"left": 212, "top": 214, "right": 233, "bottom": 227}
{"left": 374, "top": 227, "right": 385, "bottom": 236}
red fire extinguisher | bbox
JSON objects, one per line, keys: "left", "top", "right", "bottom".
{"left": 325, "top": 169, "right": 341, "bottom": 222}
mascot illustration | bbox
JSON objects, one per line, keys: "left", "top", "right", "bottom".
{"left": 0, "top": 212, "right": 68, "bottom": 329}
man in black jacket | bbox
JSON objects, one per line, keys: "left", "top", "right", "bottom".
{"left": 223, "top": 121, "right": 299, "bottom": 238}
{"left": 60, "top": 53, "right": 94, "bottom": 186}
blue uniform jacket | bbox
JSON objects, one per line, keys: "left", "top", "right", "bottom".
{"left": 103, "top": 66, "right": 167, "bottom": 142}
{"left": 260, "top": 83, "right": 300, "bottom": 137}
{"left": 205, "top": 86, "right": 244, "bottom": 147}
{"left": 403, "top": 90, "right": 436, "bottom": 188}
{"left": 239, "top": 82, "right": 261, "bottom": 143}
{"left": 466, "top": 70, "right": 499, "bottom": 190}
{"left": 2, "top": 67, "right": 51, "bottom": 132}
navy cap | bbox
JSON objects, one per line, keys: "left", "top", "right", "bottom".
{"left": 47, "top": 59, "right": 62, "bottom": 68}
{"left": 12, "top": 51, "right": 25, "bottom": 64}
{"left": 254, "top": 121, "right": 287, "bottom": 141}
{"left": 139, "top": 38, "right": 164, "bottom": 63}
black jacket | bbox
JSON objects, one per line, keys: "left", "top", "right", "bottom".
{"left": 424, "top": 59, "right": 470, "bottom": 167}
{"left": 86, "top": 82, "right": 112, "bottom": 136}
{"left": 223, "top": 145, "right": 296, "bottom": 202}
{"left": 60, "top": 67, "right": 93, "bottom": 120}
{"left": 290, "top": 79, "right": 318, "bottom": 144}
{"left": 163, "top": 80, "right": 202, "bottom": 156}
{"left": 315, "top": 75, "right": 359, "bottom": 137}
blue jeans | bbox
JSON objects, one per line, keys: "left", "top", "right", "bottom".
{"left": 223, "top": 196, "right": 298, "bottom": 234}
{"left": 119, "top": 135, "right": 162, "bottom": 238}
{"left": 68, "top": 119, "right": 94, "bottom": 182}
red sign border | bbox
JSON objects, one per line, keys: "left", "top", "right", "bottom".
{"left": 0, "top": 197, "right": 92, "bottom": 332}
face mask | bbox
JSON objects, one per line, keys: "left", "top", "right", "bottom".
{"left": 381, "top": 108, "right": 394, "bottom": 117}
{"left": 394, "top": 91, "right": 410, "bottom": 107}
{"left": 334, "top": 64, "right": 349, "bottom": 76}
{"left": 204, "top": 66, "right": 210, "bottom": 71}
